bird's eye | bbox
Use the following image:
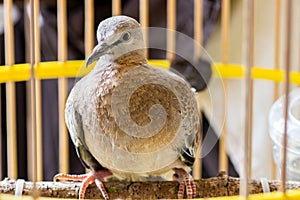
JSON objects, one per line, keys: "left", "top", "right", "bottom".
{"left": 122, "top": 32, "right": 131, "bottom": 41}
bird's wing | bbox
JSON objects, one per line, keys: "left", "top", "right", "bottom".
{"left": 65, "top": 91, "right": 104, "bottom": 171}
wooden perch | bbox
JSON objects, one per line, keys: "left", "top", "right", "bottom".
{"left": 1, "top": 172, "right": 300, "bottom": 199}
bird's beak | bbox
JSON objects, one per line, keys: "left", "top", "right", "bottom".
{"left": 86, "top": 42, "right": 110, "bottom": 67}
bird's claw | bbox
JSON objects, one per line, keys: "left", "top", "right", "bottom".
{"left": 53, "top": 170, "right": 111, "bottom": 199}
{"left": 78, "top": 172, "right": 109, "bottom": 199}
{"left": 173, "top": 168, "right": 197, "bottom": 199}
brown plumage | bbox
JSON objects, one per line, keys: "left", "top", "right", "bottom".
{"left": 56, "top": 15, "right": 200, "bottom": 199}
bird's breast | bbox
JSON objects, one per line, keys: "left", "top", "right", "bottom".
{"left": 84, "top": 65, "right": 199, "bottom": 174}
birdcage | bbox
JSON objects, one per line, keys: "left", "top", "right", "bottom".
{"left": 1, "top": 0, "right": 300, "bottom": 199}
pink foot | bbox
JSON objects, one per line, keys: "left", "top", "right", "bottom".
{"left": 54, "top": 170, "right": 112, "bottom": 199}
{"left": 173, "top": 168, "right": 197, "bottom": 199}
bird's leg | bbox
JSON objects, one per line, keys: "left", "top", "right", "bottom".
{"left": 173, "top": 168, "right": 197, "bottom": 199}
{"left": 54, "top": 170, "right": 112, "bottom": 199}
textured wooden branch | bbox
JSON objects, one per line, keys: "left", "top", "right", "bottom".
{"left": 1, "top": 172, "right": 300, "bottom": 199}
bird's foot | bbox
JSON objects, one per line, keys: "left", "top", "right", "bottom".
{"left": 54, "top": 170, "right": 112, "bottom": 199}
{"left": 173, "top": 168, "right": 196, "bottom": 199}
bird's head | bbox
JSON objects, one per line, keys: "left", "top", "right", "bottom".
{"left": 86, "top": 15, "right": 146, "bottom": 67}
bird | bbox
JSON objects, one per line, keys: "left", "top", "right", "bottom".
{"left": 54, "top": 15, "right": 200, "bottom": 199}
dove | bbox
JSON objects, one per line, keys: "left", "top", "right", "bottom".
{"left": 54, "top": 15, "right": 200, "bottom": 199}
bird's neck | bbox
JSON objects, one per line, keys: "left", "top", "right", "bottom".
{"left": 114, "top": 50, "right": 147, "bottom": 67}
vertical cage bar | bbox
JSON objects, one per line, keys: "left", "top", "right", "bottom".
{"left": 219, "top": 0, "right": 230, "bottom": 173}
{"left": 299, "top": 5, "right": 300, "bottom": 73}
{"left": 167, "top": 0, "right": 176, "bottom": 61}
{"left": 4, "top": 0, "right": 17, "bottom": 179}
{"left": 274, "top": 0, "right": 281, "bottom": 99}
{"left": 248, "top": 0, "right": 255, "bottom": 179}
{"left": 24, "top": 0, "right": 31, "bottom": 62}
{"left": 57, "top": 0, "right": 69, "bottom": 174}
{"left": 139, "top": 0, "right": 149, "bottom": 57}
{"left": 194, "top": 0, "right": 203, "bottom": 59}
{"left": 240, "top": 0, "right": 254, "bottom": 197}
{"left": 35, "top": 78, "right": 43, "bottom": 181}
{"left": 24, "top": 0, "right": 34, "bottom": 181}
{"left": 29, "top": 0, "right": 39, "bottom": 183}
{"left": 25, "top": 0, "right": 33, "bottom": 181}
{"left": 0, "top": 86, "right": 1, "bottom": 180}
{"left": 0, "top": 84, "right": 1, "bottom": 180}
{"left": 85, "top": 0, "right": 95, "bottom": 57}
{"left": 281, "top": 0, "right": 292, "bottom": 193}
{"left": 33, "top": 0, "right": 43, "bottom": 181}
{"left": 272, "top": 0, "right": 281, "bottom": 179}
{"left": 193, "top": 0, "right": 203, "bottom": 180}
{"left": 112, "top": 0, "right": 121, "bottom": 16}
